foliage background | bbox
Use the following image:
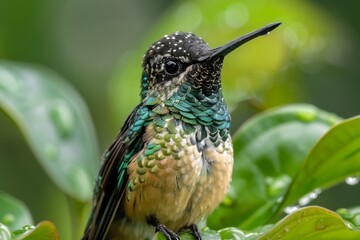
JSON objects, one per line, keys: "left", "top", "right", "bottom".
{"left": 0, "top": 0, "right": 360, "bottom": 239}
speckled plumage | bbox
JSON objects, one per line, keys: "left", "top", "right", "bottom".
{"left": 82, "top": 23, "right": 281, "bottom": 240}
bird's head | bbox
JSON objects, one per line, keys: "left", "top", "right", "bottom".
{"left": 140, "top": 22, "right": 281, "bottom": 101}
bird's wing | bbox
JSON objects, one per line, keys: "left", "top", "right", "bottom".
{"left": 82, "top": 105, "right": 151, "bottom": 240}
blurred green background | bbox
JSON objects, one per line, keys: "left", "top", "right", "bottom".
{"left": 1, "top": 0, "right": 360, "bottom": 239}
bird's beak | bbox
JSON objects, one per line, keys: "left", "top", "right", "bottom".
{"left": 197, "top": 22, "right": 281, "bottom": 62}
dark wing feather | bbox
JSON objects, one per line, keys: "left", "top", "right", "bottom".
{"left": 82, "top": 104, "right": 150, "bottom": 240}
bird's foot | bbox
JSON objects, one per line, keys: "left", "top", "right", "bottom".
{"left": 155, "top": 223, "right": 180, "bottom": 240}
{"left": 179, "top": 224, "right": 202, "bottom": 240}
{"left": 147, "top": 216, "right": 180, "bottom": 240}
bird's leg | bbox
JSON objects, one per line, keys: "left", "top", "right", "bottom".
{"left": 179, "top": 224, "right": 202, "bottom": 240}
{"left": 189, "top": 224, "right": 202, "bottom": 240}
{"left": 147, "top": 216, "right": 180, "bottom": 240}
{"left": 155, "top": 223, "right": 180, "bottom": 240}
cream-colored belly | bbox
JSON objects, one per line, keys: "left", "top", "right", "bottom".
{"left": 124, "top": 133, "right": 233, "bottom": 233}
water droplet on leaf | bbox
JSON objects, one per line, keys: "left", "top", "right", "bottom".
{"left": 49, "top": 100, "right": 74, "bottom": 139}
{"left": 298, "top": 188, "right": 322, "bottom": 206}
{"left": 284, "top": 205, "right": 299, "bottom": 214}
{"left": 44, "top": 143, "right": 58, "bottom": 161}
{"left": 345, "top": 176, "right": 359, "bottom": 185}
{"left": 315, "top": 219, "right": 328, "bottom": 231}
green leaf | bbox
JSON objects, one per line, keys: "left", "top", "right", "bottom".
{"left": 229, "top": 98, "right": 264, "bottom": 135}
{"left": 154, "top": 207, "right": 360, "bottom": 240}
{"left": 0, "top": 61, "right": 99, "bottom": 201}
{"left": 258, "top": 206, "right": 360, "bottom": 240}
{"left": 0, "top": 192, "right": 32, "bottom": 231}
{"left": 207, "top": 104, "right": 340, "bottom": 230}
{"left": 279, "top": 116, "right": 360, "bottom": 211}
{"left": 12, "top": 225, "right": 35, "bottom": 238}
{"left": 15, "top": 221, "right": 59, "bottom": 240}
{"left": 153, "top": 227, "right": 263, "bottom": 240}
{"left": 153, "top": 232, "right": 195, "bottom": 240}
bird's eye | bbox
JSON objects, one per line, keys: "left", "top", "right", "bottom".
{"left": 164, "top": 60, "right": 180, "bottom": 75}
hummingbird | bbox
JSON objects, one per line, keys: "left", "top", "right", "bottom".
{"left": 82, "top": 22, "right": 281, "bottom": 240}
